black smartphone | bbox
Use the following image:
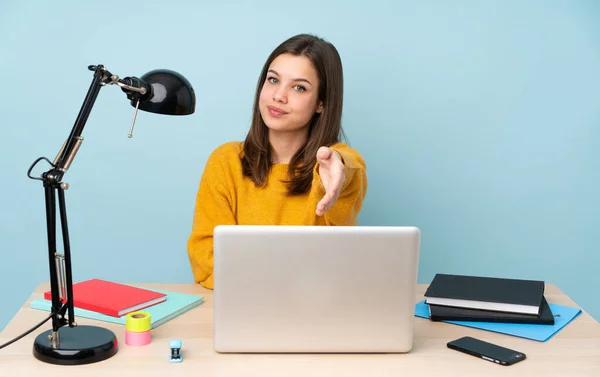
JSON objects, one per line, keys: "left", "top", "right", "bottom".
{"left": 447, "top": 336, "right": 526, "bottom": 366}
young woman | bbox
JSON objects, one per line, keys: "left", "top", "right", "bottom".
{"left": 187, "top": 34, "right": 368, "bottom": 289}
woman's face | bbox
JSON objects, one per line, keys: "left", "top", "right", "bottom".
{"left": 259, "top": 53, "right": 323, "bottom": 134}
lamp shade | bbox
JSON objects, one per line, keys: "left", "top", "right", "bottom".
{"left": 133, "top": 69, "right": 195, "bottom": 115}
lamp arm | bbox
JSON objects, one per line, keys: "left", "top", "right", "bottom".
{"left": 31, "top": 65, "right": 110, "bottom": 337}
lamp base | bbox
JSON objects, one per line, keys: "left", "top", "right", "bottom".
{"left": 33, "top": 325, "right": 118, "bottom": 365}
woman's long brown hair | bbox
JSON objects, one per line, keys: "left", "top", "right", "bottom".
{"left": 241, "top": 33, "right": 346, "bottom": 195}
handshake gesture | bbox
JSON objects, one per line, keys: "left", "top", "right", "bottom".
{"left": 315, "top": 146, "right": 345, "bottom": 216}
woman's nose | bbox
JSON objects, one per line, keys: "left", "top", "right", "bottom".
{"left": 273, "top": 87, "right": 287, "bottom": 104}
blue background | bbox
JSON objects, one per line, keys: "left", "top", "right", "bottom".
{"left": 1, "top": 0, "right": 599, "bottom": 332}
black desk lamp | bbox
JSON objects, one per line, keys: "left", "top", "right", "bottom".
{"left": 25, "top": 64, "right": 195, "bottom": 365}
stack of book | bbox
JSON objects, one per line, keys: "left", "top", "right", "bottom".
{"left": 33, "top": 278, "right": 205, "bottom": 329}
{"left": 423, "top": 273, "right": 554, "bottom": 325}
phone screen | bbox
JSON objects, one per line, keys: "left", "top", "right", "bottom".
{"left": 447, "top": 336, "right": 526, "bottom": 365}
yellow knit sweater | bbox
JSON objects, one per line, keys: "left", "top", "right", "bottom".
{"left": 186, "top": 141, "right": 367, "bottom": 289}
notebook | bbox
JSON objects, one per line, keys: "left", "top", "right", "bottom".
{"left": 43, "top": 279, "right": 167, "bottom": 317}
{"left": 31, "top": 288, "right": 204, "bottom": 329}
{"left": 424, "top": 273, "right": 545, "bottom": 315}
{"left": 415, "top": 300, "right": 582, "bottom": 342}
{"left": 428, "top": 296, "right": 555, "bottom": 325}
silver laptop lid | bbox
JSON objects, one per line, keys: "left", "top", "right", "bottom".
{"left": 213, "top": 225, "right": 420, "bottom": 353}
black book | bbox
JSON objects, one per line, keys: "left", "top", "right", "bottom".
{"left": 428, "top": 296, "right": 555, "bottom": 325}
{"left": 424, "top": 273, "right": 545, "bottom": 315}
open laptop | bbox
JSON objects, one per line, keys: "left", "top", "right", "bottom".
{"left": 213, "top": 225, "right": 421, "bottom": 353}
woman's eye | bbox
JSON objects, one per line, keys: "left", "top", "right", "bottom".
{"left": 294, "top": 85, "right": 306, "bottom": 92}
{"left": 267, "top": 77, "right": 278, "bottom": 84}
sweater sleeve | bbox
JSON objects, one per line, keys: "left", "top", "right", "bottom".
{"left": 311, "top": 143, "right": 368, "bottom": 225}
{"left": 187, "top": 147, "right": 237, "bottom": 289}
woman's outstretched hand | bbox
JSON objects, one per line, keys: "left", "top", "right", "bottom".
{"left": 316, "top": 146, "right": 345, "bottom": 216}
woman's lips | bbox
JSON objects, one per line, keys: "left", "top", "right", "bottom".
{"left": 267, "top": 105, "right": 288, "bottom": 117}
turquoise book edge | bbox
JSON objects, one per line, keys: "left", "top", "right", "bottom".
{"left": 29, "top": 288, "right": 204, "bottom": 329}
{"left": 414, "top": 300, "right": 582, "bottom": 342}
